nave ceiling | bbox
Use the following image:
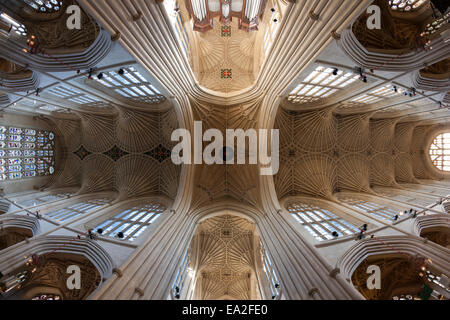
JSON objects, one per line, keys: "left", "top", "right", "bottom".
{"left": 0, "top": 0, "right": 448, "bottom": 211}
{"left": 0, "top": 0, "right": 449, "bottom": 301}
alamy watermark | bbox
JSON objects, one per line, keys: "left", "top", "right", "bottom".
{"left": 66, "top": 265, "right": 81, "bottom": 290}
{"left": 366, "top": 265, "right": 381, "bottom": 290}
{"left": 171, "top": 121, "right": 279, "bottom": 176}
{"left": 66, "top": 5, "right": 81, "bottom": 30}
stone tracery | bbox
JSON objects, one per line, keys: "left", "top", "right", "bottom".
{"left": 0, "top": 0, "right": 448, "bottom": 302}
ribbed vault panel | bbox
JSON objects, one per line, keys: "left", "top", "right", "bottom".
{"left": 115, "top": 108, "right": 177, "bottom": 153}
{"left": 275, "top": 106, "right": 431, "bottom": 200}
{"left": 370, "top": 153, "right": 396, "bottom": 187}
{"left": 79, "top": 113, "right": 116, "bottom": 153}
{"left": 80, "top": 154, "right": 115, "bottom": 193}
{"left": 53, "top": 107, "right": 181, "bottom": 200}
{"left": 370, "top": 119, "right": 396, "bottom": 153}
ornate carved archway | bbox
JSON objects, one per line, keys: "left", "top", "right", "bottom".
{"left": 2, "top": 252, "right": 101, "bottom": 300}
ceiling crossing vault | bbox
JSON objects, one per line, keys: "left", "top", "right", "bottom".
{"left": 190, "top": 98, "right": 262, "bottom": 209}
{"left": 193, "top": 17, "right": 258, "bottom": 93}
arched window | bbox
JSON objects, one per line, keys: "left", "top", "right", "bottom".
{"left": 93, "top": 203, "right": 166, "bottom": 241}
{"left": 338, "top": 197, "right": 399, "bottom": 222}
{"left": 429, "top": 133, "right": 450, "bottom": 171}
{"left": 0, "top": 126, "right": 55, "bottom": 181}
{"left": 45, "top": 198, "right": 112, "bottom": 222}
{"left": 24, "top": 0, "right": 63, "bottom": 13}
{"left": 388, "top": 0, "right": 427, "bottom": 12}
{"left": 287, "top": 203, "right": 360, "bottom": 241}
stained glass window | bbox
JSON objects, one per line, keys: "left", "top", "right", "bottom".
{"left": 45, "top": 198, "right": 112, "bottom": 222}
{"left": 429, "top": 133, "right": 450, "bottom": 171}
{"left": 93, "top": 203, "right": 165, "bottom": 241}
{"left": 0, "top": 126, "right": 55, "bottom": 182}
{"left": 287, "top": 202, "right": 360, "bottom": 241}
{"left": 24, "top": 0, "right": 63, "bottom": 13}
{"left": 389, "top": 0, "right": 427, "bottom": 12}
{"left": 422, "top": 12, "right": 450, "bottom": 36}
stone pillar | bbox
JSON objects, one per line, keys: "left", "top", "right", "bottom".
{"left": 255, "top": 210, "right": 364, "bottom": 300}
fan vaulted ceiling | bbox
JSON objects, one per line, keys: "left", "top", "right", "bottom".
{"left": 0, "top": 0, "right": 449, "bottom": 301}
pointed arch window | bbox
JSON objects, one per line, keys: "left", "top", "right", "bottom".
{"left": 93, "top": 203, "right": 166, "bottom": 241}
{"left": 287, "top": 202, "right": 360, "bottom": 241}
{"left": 0, "top": 126, "right": 55, "bottom": 181}
{"left": 429, "top": 132, "right": 450, "bottom": 171}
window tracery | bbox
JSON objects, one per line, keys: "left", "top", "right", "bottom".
{"left": 94, "top": 66, "right": 165, "bottom": 103}
{"left": 288, "top": 66, "right": 359, "bottom": 104}
{"left": 45, "top": 198, "right": 112, "bottom": 222}
{"left": 349, "top": 84, "right": 402, "bottom": 104}
{"left": 287, "top": 203, "right": 360, "bottom": 241}
{"left": 47, "top": 85, "right": 98, "bottom": 106}
{"left": 338, "top": 197, "right": 400, "bottom": 222}
{"left": 93, "top": 203, "right": 166, "bottom": 241}
{"left": 17, "top": 192, "right": 73, "bottom": 208}
{"left": 429, "top": 133, "right": 450, "bottom": 171}
{"left": 422, "top": 12, "right": 450, "bottom": 36}
{"left": 0, "top": 126, "right": 55, "bottom": 181}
